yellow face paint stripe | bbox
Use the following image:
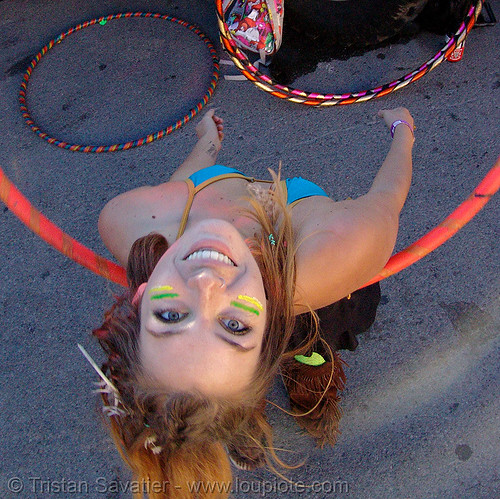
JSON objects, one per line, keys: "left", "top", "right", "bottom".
{"left": 149, "top": 285, "right": 174, "bottom": 294}
{"left": 237, "top": 295, "right": 264, "bottom": 311}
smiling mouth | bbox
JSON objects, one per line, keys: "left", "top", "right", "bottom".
{"left": 184, "top": 249, "right": 236, "bottom": 266}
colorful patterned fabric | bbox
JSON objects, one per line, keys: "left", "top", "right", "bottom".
{"left": 224, "top": 0, "right": 283, "bottom": 56}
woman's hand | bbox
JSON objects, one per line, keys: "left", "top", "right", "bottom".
{"left": 377, "top": 107, "right": 414, "bottom": 133}
{"left": 196, "top": 109, "right": 224, "bottom": 151}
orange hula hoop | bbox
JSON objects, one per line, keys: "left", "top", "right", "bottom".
{"left": 364, "top": 155, "right": 500, "bottom": 287}
{"left": 1, "top": 156, "right": 499, "bottom": 289}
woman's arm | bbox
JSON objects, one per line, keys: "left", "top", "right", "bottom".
{"left": 98, "top": 111, "right": 225, "bottom": 264}
{"left": 293, "top": 108, "right": 415, "bottom": 313}
{"left": 168, "top": 110, "right": 224, "bottom": 181}
{"left": 368, "top": 107, "right": 414, "bottom": 215}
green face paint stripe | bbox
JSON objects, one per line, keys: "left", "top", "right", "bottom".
{"left": 150, "top": 293, "right": 179, "bottom": 300}
{"left": 237, "top": 294, "right": 264, "bottom": 311}
{"left": 149, "top": 285, "right": 174, "bottom": 294}
{"left": 230, "top": 301, "right": 260, "bottom": 316}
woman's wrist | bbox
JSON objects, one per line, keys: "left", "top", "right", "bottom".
{"left": 390, "top": 119, "right": 415, "bottom": 139}
{"left": 197, "top": 134, "right": 221, "bottom": 159}
{"left": 391, "top": 123, "right": 415, "bottom": 150}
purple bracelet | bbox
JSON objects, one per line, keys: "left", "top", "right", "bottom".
{"left": 390, "top": 119, "right": 414, "bottom": 138}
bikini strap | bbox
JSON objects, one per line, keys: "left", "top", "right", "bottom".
{"left": 176, "top": 179, "right": 196, "bottom": 240}
{"left": 176, "top": 173, "right": 273, "bottom": 240}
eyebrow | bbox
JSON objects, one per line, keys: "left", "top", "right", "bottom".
{"left": 146, "top": 328, "right": 256, "bottom": 352}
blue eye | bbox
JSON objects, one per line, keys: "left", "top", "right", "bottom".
{"left": 221, "top": 318, "right": 250, "bottom": 335}
{"left": 155, "top": 310, "right": 188, "bottom": 323}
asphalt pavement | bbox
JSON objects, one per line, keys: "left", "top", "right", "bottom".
{"left": 0, "top": 1, "right": 498, "bottom": 498}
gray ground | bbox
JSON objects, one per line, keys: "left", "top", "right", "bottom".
{"left": 0, "top": 1, "right": 499, "bottom": 498}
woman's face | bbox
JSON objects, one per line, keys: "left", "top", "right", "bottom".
{"left": 139, "top": 219, "right": 267, "bottom": 397}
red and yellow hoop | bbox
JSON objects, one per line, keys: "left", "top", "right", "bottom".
{"left": 19, "top": 13, "right": 220, "bottom": 152}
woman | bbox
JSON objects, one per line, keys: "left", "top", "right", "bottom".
{"left": 92, "top": 107, "right": 414, "bottom": 497}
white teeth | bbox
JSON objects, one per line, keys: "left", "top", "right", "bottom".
{"left": 186, "top": 249, "right": 235, "bottom": 266}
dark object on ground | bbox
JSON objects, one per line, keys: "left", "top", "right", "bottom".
{"left": 269, "top": 0, "right": 474, "bottom": 83}
{"left": 284, "top": 0, "right": 429, "bottom": 48}
{"left": 418, "top": 0, "right": 475, "bottom": 34}
{"left": 289, "top": 282, "right": 382, "bottom": 354}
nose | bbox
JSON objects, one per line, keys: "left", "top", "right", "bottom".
{"left": 187, "top": 269, "right": 226, "bottom": 292}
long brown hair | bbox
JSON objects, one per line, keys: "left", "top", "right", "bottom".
{"left": 93, "top": 170, "right": 319, "bottom": 498}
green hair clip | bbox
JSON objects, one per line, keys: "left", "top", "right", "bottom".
{"left": 294, "top": 352, "right": 326, "bottom": 366}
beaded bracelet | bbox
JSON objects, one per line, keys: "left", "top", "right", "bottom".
{"left": 391, "top": 119, "right": 415, "bottom": 138}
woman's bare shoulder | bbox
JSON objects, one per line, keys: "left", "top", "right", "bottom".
{"left": 98, "top": 181, "right": 187, "bottom": 265}
{"left": 292, "top": 193, "right": 398, "bottom": 313}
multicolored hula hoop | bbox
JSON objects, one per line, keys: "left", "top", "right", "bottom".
{"left": 1, "top": 156, "right": 498, "bottom": 288}
{"left": 216, "top": 0, "right": 483, "bottom": 105}
{"left": 19, "top": 13, "right": 220, "bottom": 152}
